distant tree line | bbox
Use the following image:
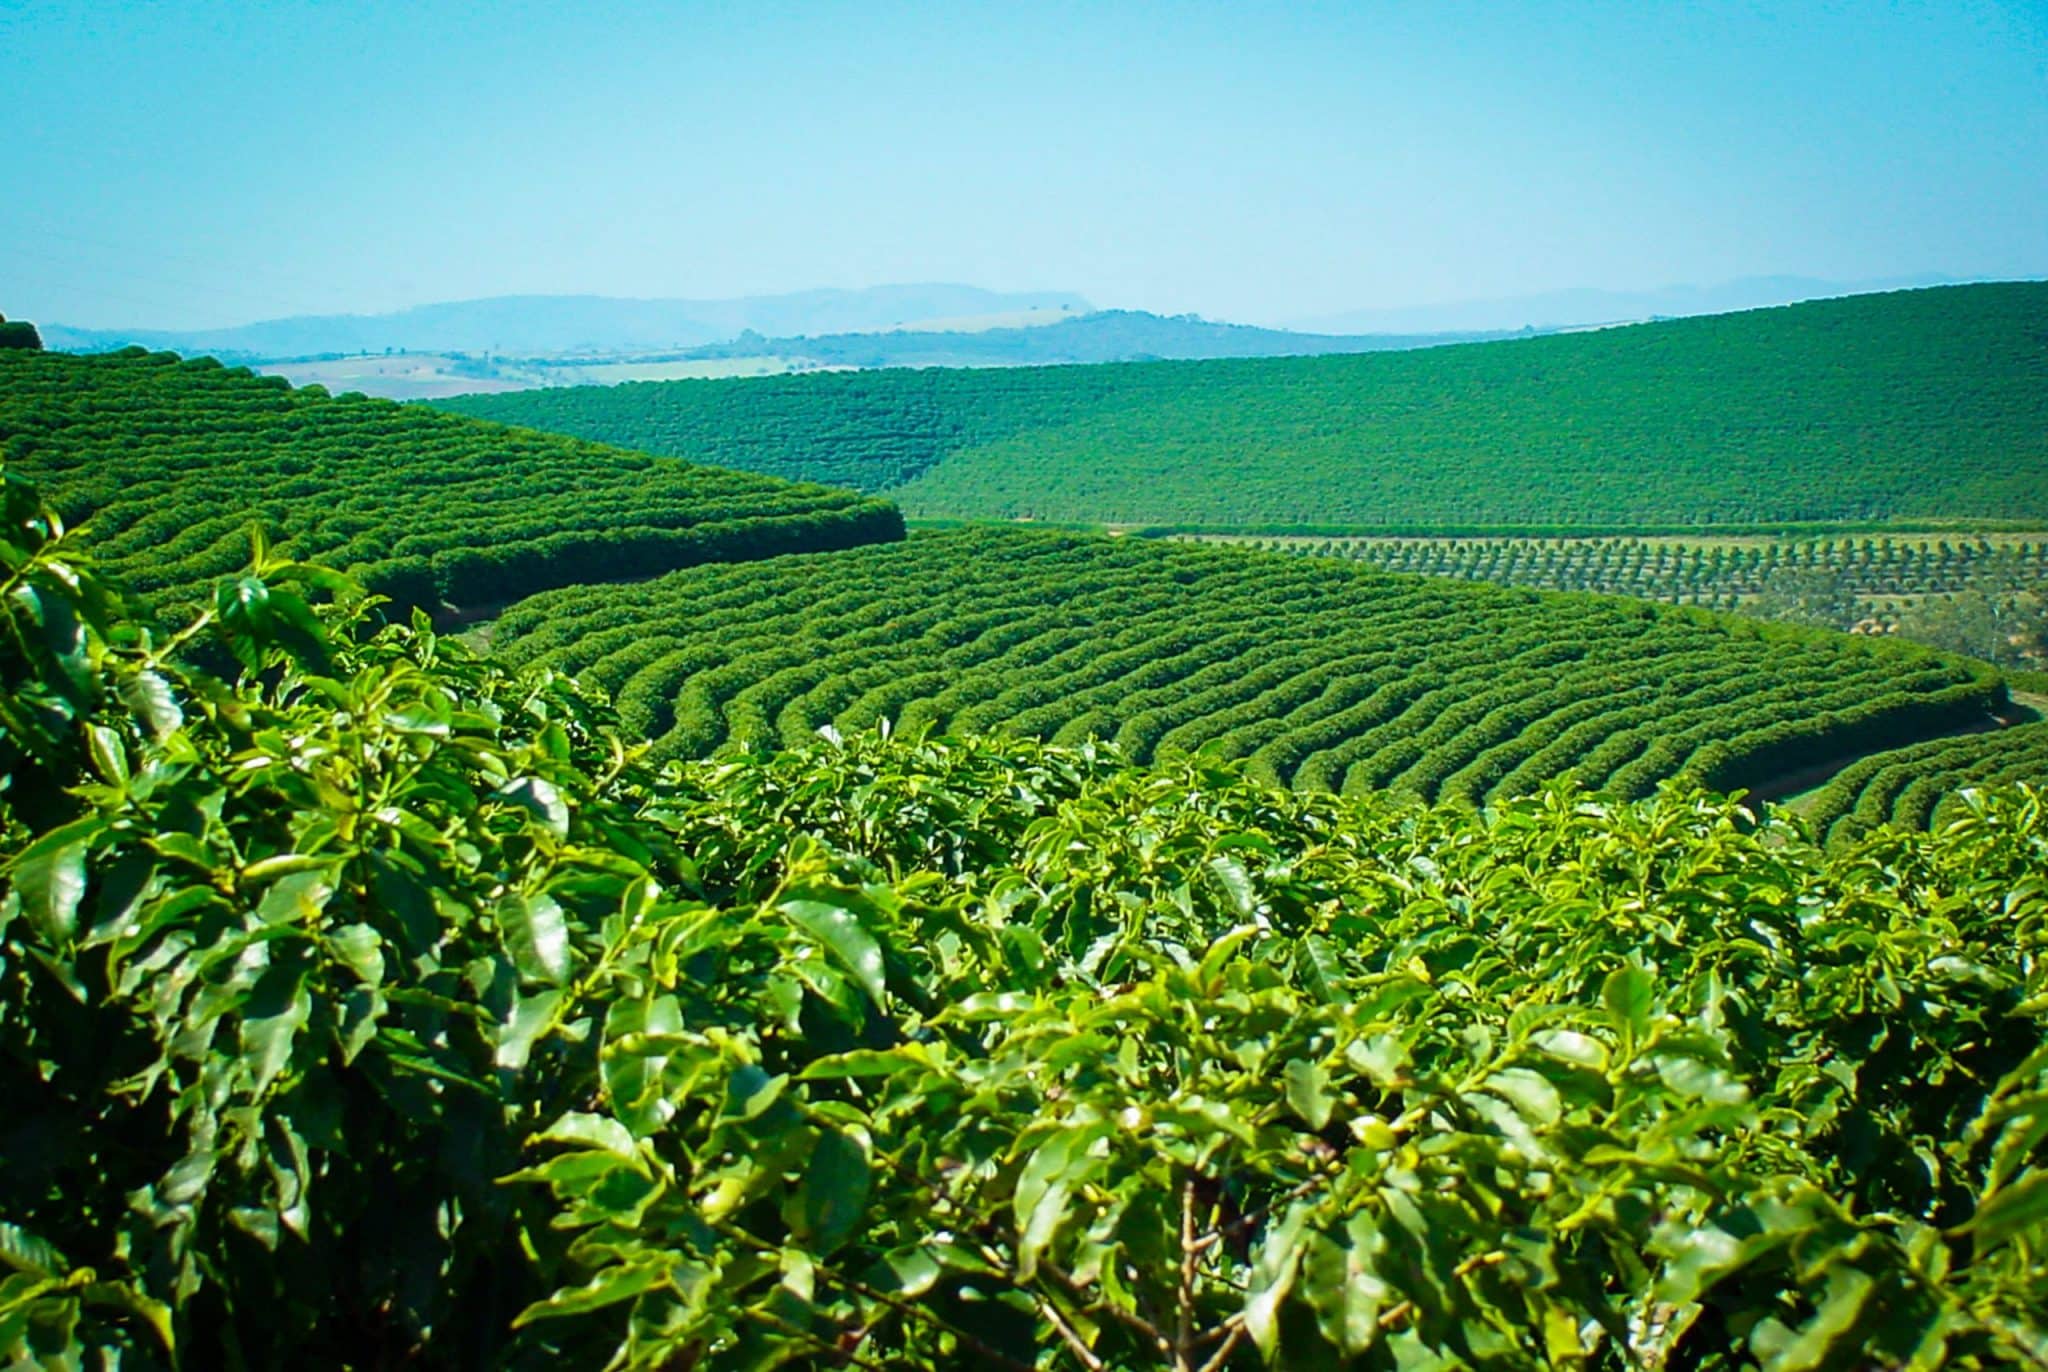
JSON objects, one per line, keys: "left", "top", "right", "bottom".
{"left": 0, "top": 312, "right": 42, "bottom": 350}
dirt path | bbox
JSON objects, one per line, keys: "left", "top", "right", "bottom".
{"left": 1748, "top": 697, "right": 2041, "bottom": 809}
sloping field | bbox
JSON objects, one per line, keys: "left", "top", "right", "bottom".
{"left": 438, "top": 282, "right": 2048, "bottom": 528}
{"left": 1802, "top": 720, "right": 2048, "bottom": 845}
{"left": 494, "top": 526, "right": 2004, "bottom": 796}
{"left": 0, "top": 346, "right": 902, "bottom": 613}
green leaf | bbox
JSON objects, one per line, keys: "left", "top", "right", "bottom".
{"left": 86, "top": 724, "right": 128, "bottom": 787}
{"left": 255, "top": 869, "right": 333, "bottom": 925}
{"left": 1346, "top": 1032, "right": 1409, "bottom": 1088}
{"left": 1602, "top": 964, "right": 1656, "bottom": 1047}
{"left": 1654, "top": 1052, "right": 1749, "bottom": 1105}
{"left": 241, "top": 964, "right": 311, "bottom": 1094}
{"left": 780, "top": 897, "right": 886, "bottom": 1006}
{"left": 536, "top": 1111, "right": 639, "bottom": 1158}
{"left": 10, "top": 834, "right": 90, "bottom": 944}
{"left": 798, "top": 1049, "right": 917, "bottom": 1080}
{"left": 871, "top": 1246, "right": 942, "bottom": 1299}
{"left": 1013, "top": 1125, "right": 1105, "bottom": 1280}
{"left": 1297, "top": 934, "right": 1346, "bottom": 1004}
{"left": 1761, "top": 1264, "right": 1876, "bottom": 1371}
{"left": 513, "top": 1261, "right": 674, "bottom": 1327}
{"left": 1207, "top": 854, "right": 1257, "bottom": 916}
{"left": 328, "top": 923, "right": 385, "bottom": 987}
{"left": 0, "top": 1225, "right": 66, "bottom": 1279}
{"left": 1484, "top": 1067, "right": 1563, "bottom": 1128}
{"left": 1963, "top": 1170, "right": 2048, "bottom": 1254}
{"left": 118, "top": 669, "right": 183, "bottom": 740}
{"left": 495, "top": 989, "right": 564, "bottom": 1069}
{"left": 949, "top": 991, "right": 1034, "bottom": 1020}
{"left": 1304, "top": 1212, "right": 1388, "bottom": 1355}
{"left": 725, "top": 1064, "right": 789, "bottom": 1122}
{"left": 498, "top": 776, "right": 570, "bottom": 839}
{"left": 1284, "top": 1058, "right": 1334, "bottom": 1130}
{"left": 790, "top": 1127, "right": 870, "bottom": 1254}
{"left": 1197, "top": 922, "right": 1263, "bottom": 986}
{"left": 1244, "top": 1198, "right": 1314, "bottom": 1358}
{"left": 499, "top": 891, "right": 572, "bottom": 984}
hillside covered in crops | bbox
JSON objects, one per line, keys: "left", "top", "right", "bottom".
{"left": 436, "top": 282, "right": 2048, "bottom": 528}
{"left": 0, "top": 345, "right": 902, "bottom": 616}
{"left": 3, "top": 462, "right": 2046, "bottom": 1368}
{"left": 493, "top": 526, "right": 2008, "bottom": 800}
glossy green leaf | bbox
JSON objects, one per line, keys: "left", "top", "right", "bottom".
{"left": 10, "top": 834, "right": 89, "bottom": 944}
{"left": 780, "top": 897, "right": 886, "bottom": 1006}
{"left": 499, "top": 890, "right": 572, "bottom": 984}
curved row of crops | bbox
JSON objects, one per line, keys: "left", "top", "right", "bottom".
{"left": 0, "top": 346, "right": 902, "bottom": 615}
{"left": 1212, "top": 532, "right": 2048, "bottom": 609}
{"left": 5, "top": 466, "right": 2046, "bottom": 1367}
{"left": 494, "top": 526, "right": 2005, "bottom": 801}
{"left": 1802, "top": 720, "right": 2048, "bottom": 845}
{"left": 441, "top": 282, "right": 2048, "bottom": 528}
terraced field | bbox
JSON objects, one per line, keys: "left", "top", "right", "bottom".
{"left": 0, "top": 346, "right": 902, "bottom": 614}
{"left": 495, "top": 527, "right": 2005, "bottom": 799}
{"left": 1802, "top": 721, "right": 2048, "bottom": 844}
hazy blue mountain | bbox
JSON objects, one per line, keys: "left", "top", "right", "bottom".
{"left": 579, "top": 310, "right": 1519, "bottom": 371}
{"left": 1288, "top": 274, "right": 1968, "bottom": 335}
{"left": 39, "top": 285, "right": 1093, "bottom": 360}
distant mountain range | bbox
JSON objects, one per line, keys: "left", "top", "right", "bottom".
{"left": 38, "top": 284, "right": 1094, "bottom": 360}
{"left": 1286, "top": 274, "right": 1969, "bottom": 335}
{"left": 36, "top": 274, "right": 2020, "bottom": 393}
{"left": 526, "top": 310, "right": 1520, "bottom": 373}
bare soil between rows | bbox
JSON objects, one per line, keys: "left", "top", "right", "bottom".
{"left": 1755, "top": 696, "right": 2042, "bottom": 809}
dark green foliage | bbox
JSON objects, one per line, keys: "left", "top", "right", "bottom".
{"left": 0, "top": 315, "right": 42, "bottom": 352}
{"left": 1803, "top": 721, "right": 2048, "bottom": 844}
{"left": 3, "top": 470, "right": 2047, "bottom": 1367}
{"left": 0, "top": 346, "right": 902, "bottom": 617}
{"left": 493, "top": 526, "right": 2005, "bottom": 800}
{"left": 438, "top": 283, "right": 2048, "bottom": 527}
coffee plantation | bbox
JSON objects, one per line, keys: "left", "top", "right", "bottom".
{"left": 3, "top": 466, "right": 2046, "bottom": 1368}
{"left": 492, "top": 527, "right": 2005, "bottom": 799}
{"left": 0, "top": 347, "right": 902, "bottom": 619}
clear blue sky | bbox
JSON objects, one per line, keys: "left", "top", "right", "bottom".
{"left": 4, "top": 0, "right": 2044, "bottom": 328}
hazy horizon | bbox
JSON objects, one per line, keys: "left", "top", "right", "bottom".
{"left": 5, "top": 1, "right": 2045, "bottom": 332}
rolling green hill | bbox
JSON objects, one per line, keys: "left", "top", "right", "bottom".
{"left": 0, "top": 346, "right": 902, "bottom": 614}
{"left": 436, "top": 282, "right": 2048, "bottom": 529}
{"left": 493, "top": 526, "right": 2004, "bottom": 799}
